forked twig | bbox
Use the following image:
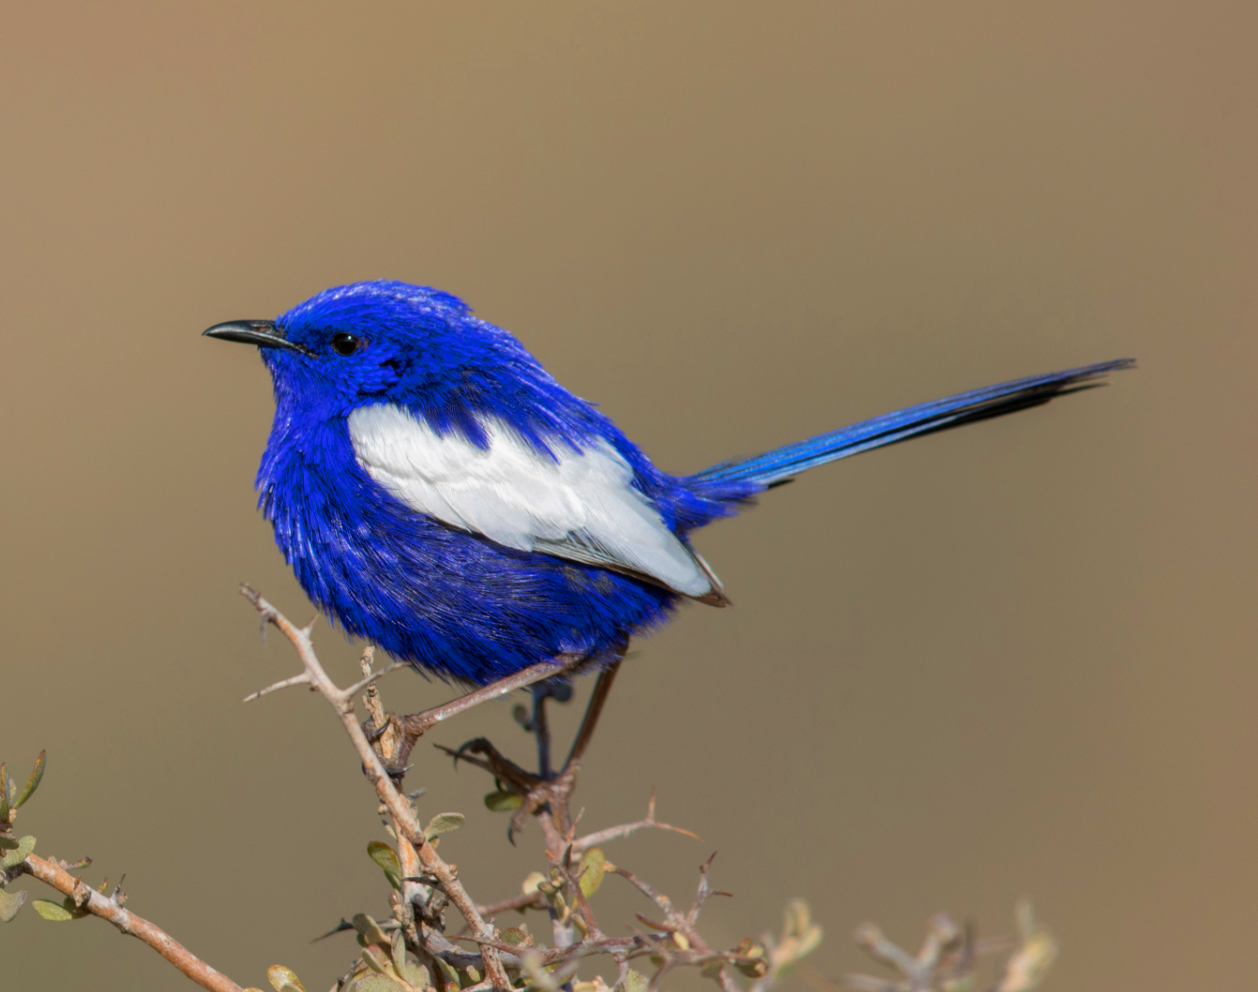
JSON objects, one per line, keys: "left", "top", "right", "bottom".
{"left": 571, "top": 789, "right": 700, "bottom": 856}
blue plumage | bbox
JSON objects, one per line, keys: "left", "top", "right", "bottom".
{"left": 205, "top": 280, "right": 1130, "bottom": 684}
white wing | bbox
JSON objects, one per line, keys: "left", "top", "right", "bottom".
{"left": 347, "top": 403, "right": 718, "bottom": 598}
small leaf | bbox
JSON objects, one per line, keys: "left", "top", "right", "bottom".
{"left": 351, "top": 977, "right": 407, "bottom": 992}
{"left": 623, "top": 969, "right": 649, "bottom": 992}
{"left": 485, "top": 791, "right": 524, "bottom": 813}
{"left": 0, "top": 764, "right": 9, "bottom": 822}
{"left": 432, "top": 954, "right": 461, "bottom": 989}
{"left": 424, "top": 812, "right": 464, "bottom": 840}
{"left": 367, "top": 842, "right": 403, "bottom": 890}
{"left": 16, "top": 752, "right": 45, "bottom": 808}
{"left": 522, "top": 871, "right": 546, "bottom": 894}
{"left": 391, "top": 930, "right": 408, "bottom": 973}
{"left": 395, "top": 948, "right": 429, "bottom": 988}
{"left": 352, "top": 913, "right": 391, "bottom": 947}
{"left": 0, "top": 835, "right": 35, "bottom": 869}
{"left": 0, "top": 837, "right": 17, "bottom": 851}
{"left": 32, "top": 899, "right": 77, "bottom": 921}
{"left": 578, "top": 848, "right": 605, "bottom": 899}
{"left": 0, "top": 887, "right": 28, "bottom": 922}
{"left": 499, "top": 927, "right": 532, "bottom": 947}
{"left": 361, "top": 945, "right": 392, "bottom": 975}
{"left": 4, "top": 770, "right": 15, "bottom": 810}
{"left": 267, "top": 964, "right": 307, "bottom": 992}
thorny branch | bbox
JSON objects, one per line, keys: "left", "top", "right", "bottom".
{"left": 0, "top": 583, "right": 1058, "bottom": 992}
{"left": 239, "top": 585, "right": 515, "bottom": 991}
{"left": 235, "top": 587, "right": 823, "bottom": 992}
{"left": 15, "top": 853, "right": 244, "bottom": 992}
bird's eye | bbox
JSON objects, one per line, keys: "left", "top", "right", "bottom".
{"left": 331, "top": 332, "right": 364, "bottom": 356}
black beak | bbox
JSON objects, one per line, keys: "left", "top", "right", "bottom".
{"left": 202, "top": 320, "right": 314, "bottom": 356}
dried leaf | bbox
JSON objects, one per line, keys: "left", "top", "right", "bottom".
{"left": 623, "top": 969, "right": 649, "bottom": 992}
{"left": 267, "top": 964, "right": 307, "bottom": 992}
{"left": 578, "top": 848, "right": 605, "bottom": 899}
{"left": 522, "top": 871, "right": 546, "bottom": 894}
{"left": 0, "top": 835, "right": 35, "bottom": 869}
{"left": 32, "top": 899, "right": 78, "bottom": 922}
{"left": 424, "top": 812, "right": 465, "bottom": 840}
{"left": 367, "top": 842, "right": 403, "bottom": 890}
{"left": 485, "top": 791, "right": 524, "bottom": 813}
{"left": 0, "top": 887, "right": 28, "bottom": 922}
{"left": 16, "top": 751, "right": 45, "bottom": 808}
{"left": 997, "top": 901, "right": 1057, "bottom": 992}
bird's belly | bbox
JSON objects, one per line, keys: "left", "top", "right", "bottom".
{"left": 275, "top": 502, "right": 677, "bottom": 684}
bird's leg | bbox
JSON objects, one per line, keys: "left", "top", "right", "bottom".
{"left": 529, "top": 677, "right": 574, "bottom": 780}
{"left": 532, "top": 684, "right": 553, "bottom": 780}
{"left": 547, "top": 657, "right": 622, "bottom": 836}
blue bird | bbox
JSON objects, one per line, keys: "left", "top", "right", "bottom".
{"left": 205, "top": 280, "right": 1130, "bottom": 687}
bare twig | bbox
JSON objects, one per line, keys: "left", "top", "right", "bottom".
{"left": 17, "top": 852, "right": 243, "bottom": 992}
{"left": 342, "top": 660, "right": 407, "bottom": 700}
{"left": 476, "top": 891, "right": 547, "bottom": 917}
{"left": 242, "top": 671, "right": 311, "bottom": 702}
{"left": 239, "top": 585, "right": 513, "bottom": 990}
{"left": 571, "top": 789, "right": 700, "bottom": 857}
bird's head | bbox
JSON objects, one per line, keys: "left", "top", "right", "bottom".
{"left": 204, "top": 280, "right": 524, "bottom": 418}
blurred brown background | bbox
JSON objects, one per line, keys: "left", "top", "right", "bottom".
{"left": 2, "top": 3, "right": 1254, "bottom": 989}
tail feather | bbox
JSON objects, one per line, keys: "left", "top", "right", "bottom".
{"left": 688, "top": 358, "right": 1134, "bottom": 488}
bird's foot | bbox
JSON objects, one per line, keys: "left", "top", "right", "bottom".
{"left": 436, "top": 736, "right": 557, "bottom": 843}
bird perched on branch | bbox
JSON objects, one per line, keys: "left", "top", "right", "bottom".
{"left": 206, "top": 280, "right": 1130, "bottom": 685}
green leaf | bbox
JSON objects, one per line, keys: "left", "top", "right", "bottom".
{"left": 0, "top": 886, "right": 28, "bottom": 922}
{"left": 0, "top": 837, "right": 17, "bottom": 851}
{"left": 484, "top": 791, "right": 524, "bottom": 813}
{"left": 350, "top": 976, "right": 407, "bottom": 992}
{"left": 499, "top": 927, "right": 531, "bottom": 947}
{"left": 0, "top": 764, "right": 9, "bottom": 823}
{"left": 4, "top": 769, "right": 15, "bottom": 811}
{"left": 352, "top": 913, "right": 391, "bottom": 947}
{"left": 32, "top": 899, "right": 77, "bottom": 922}
{"left": 424, "top": 812, "right": 464, "bottom": 840}
{"left": 16, "top": 752, "right": 45, "bottom": 809}
{"left": 578, "top": 848, "right": 605, "bottom": 899}
{"left": 361, "top": 945, "right": 392, "bottom": 975}
{"left": 367, "top": 842, "right": 403, "bottom": 890}
{"left": 266, "top": 964, "right": 307, "bottom": 992}
{"left": 624, "top": 969, "right": 649, "bottom": 992}
{"left": 392, "top": 930, "right": 430, "bottom": 989}
{"left": 0, "top": 835, "right": 35, "bottom": 869}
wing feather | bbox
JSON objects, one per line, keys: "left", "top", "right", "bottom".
{"left": 347, "top": 404, "right": 716, "bottom": 599}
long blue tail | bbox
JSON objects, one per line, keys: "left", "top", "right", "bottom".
{"left": 688, "top": 358, "right": 1133, "bottom": 490}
